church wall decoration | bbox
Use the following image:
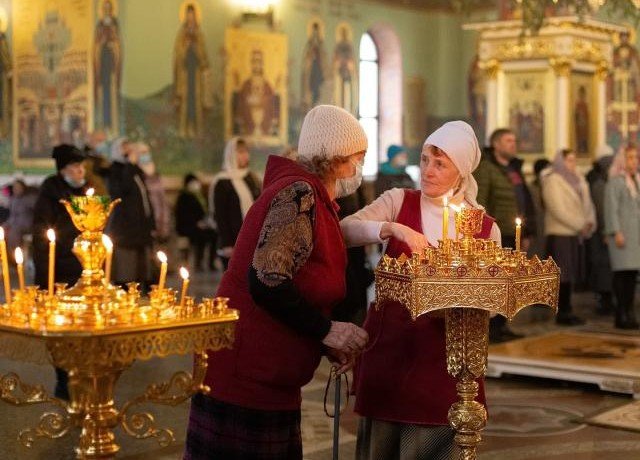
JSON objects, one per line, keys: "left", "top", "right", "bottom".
{"left": 173, "top": 0, "right": 212, "bottom": 140}
{"left": 606, "top": 28, "right": 640, "bottom": 150}
{"left": 504, "top": 71, "right": 546, "bottom": 154}
{"left": 0, "top": 5, "right": 10, "bottom": 141}
{"left": 468, "top": 54, "right": 487, "bottom": 144}
{"left": 224, "top": 27, "right": 288, "bottom": 145}
{"left": 571, "top": 71, "right": 595, "bottom": 158}
{"left": 333, "top": 22, "right": 357, "bottom": 115}
{"left": 94, "top": 0, "right": 121, "bottom": 137}
{"left": 404, "top": 75, "right": 426, "bottom": 149}
{"left": 301, "top": 17, "right": 328, "bottom": 113}
{"left": 13, "top": 0, "right": 93, "bottom": 167}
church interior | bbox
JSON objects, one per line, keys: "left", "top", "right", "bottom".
{"left": 1, "top": 0, "right": 640, "bottom": 459}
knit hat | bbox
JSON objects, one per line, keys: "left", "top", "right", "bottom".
{"left": 387, "top": 144, "right": 406, "bottom": 161}
{"left": 298, "top": 105, "right": 368, "bottom": 161}
{"left": 52, "top": 144, "right": 85, "bottom": 171}
{"left": 424, "top": 121, "right": 482, "bottom": 207}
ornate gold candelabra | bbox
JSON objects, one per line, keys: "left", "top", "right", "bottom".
{"left": 374, "top": 207, "right": 560, "bottom": 460}
{"left": 0, "top": 192, "right": 238, "bottom": 459}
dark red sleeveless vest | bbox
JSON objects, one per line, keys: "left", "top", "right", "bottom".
{"left": 204, "top": 155, "right": 347, "bottom": 411}
{"left": 354, "top": 189, "right": 494, "bottom": 425}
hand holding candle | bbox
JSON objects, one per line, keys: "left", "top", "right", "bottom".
{"left": 515, "top": 217, "right": 522, "bottom": 252}
{"left": 179, "top": 267, "right": 190, "bottom": 307}
{"left": 0, "top": 227, "right": 11, "bottom": 303}
{"left": 47, "top": 229, "right": 56, "bottom": 296}
{"left": 14, "top": 247, "right": 25, "bottom": 292}
{"left": 157, "top": 251, "right": 168, "bottom": 291}
{"left": 102, "top": 235, "right": 113, "bottom": 284}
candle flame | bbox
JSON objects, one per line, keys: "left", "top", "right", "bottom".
{"left": 157, "top": 251, "right": 167, "bottom": 264}
{"left": 460, "top": 203, "right": 466, "bottom": 209}
{"left": 102, "top": 234, "right": 113, "bottom": 251}
{"left": 14, "top": 247, "right": 23, "bottom": 264}
{"left": 47, "top": 228, "right": 56, "bottom": 242}
{"left": 86, "top": 188, "right": 95, "bottom": 197}
{"left": 443, "top": 196, "right": 448, "bottom": 206}
{"left": 515, "top": 217, "right": 522, "bottom": 226}
{"left": 180, "top": 267, "right": 189, "bottom": 280}
{"left": 0, "top": 226, "right": 4, "bottom": 240}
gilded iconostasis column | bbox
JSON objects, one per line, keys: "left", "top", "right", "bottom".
{"left": 483, "top": 59, "right": 500, "bottom": 144}
{"left": 551, "top": 58, "right": 572, "bottom": 152}
{"left": 596, "top": 62, "right": 609, "bottom": 154}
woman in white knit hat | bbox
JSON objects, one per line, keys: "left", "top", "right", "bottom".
{"left": 342, "top": 121, "right": 501, "bottom": 460}
{"left": 185, "top": 105, "right": 369, "bottom": 460}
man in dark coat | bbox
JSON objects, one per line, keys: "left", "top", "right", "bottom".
{"left": 33, "top": 144, "right": 90, "bottom": 400}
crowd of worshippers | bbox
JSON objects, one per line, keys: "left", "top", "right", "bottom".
{"left": 1, "top": 105, "right": 639, "bottom": 458}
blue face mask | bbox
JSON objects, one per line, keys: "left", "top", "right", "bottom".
{"left": 138, "top": 153, "right": 152, "bottom": 165}
{"left": 63, "top": 175, "right": 86, "bottom": 189}
{"left": 95, "top": 141, "right": 109, "bottom": 156}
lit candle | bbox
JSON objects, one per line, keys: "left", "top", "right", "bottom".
{"left": 47, "top": 229, "right": 56, "bottom": 296}
{"left": 179, "top": 267, "right": 190, "bottom": 307}
{"left": 14, "top": 247, "right": 25, "bottom": 292}
{"left": 157, "top": 251, "right": 168, "bottom": 291}
{"left": 0, "top": 227, "right": 11, "bottom": 303}
{"left": 102, "top": 235, "right": 113, "bottom": 284}
{"left": 86, "top": 187, "right": 95, "bottom": 197}
{"left": 442, "top": 197, "right": 449, "bottom": 242}
{"left": 515, "top": 217, "right": 522, "bottom": 252}
{"left": 449, "top": 204, "right": 460, "bottom": 241}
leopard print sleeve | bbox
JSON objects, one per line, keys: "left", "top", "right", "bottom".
{"left": 252, "top": 181, "right": 315, "bottom": 287}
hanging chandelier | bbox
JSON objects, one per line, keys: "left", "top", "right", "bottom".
{"left": 454, "top": 0, "right": 640, "bottom": 33}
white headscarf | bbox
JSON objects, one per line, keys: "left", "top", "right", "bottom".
{"left": 423, "top": 121, "right": 482, "bottom": 208}
{"left": 110, "top": 137, "right": 128, "bottom": 162}
{"left": 208, "top": 137, "right": 257, "bottom": 224}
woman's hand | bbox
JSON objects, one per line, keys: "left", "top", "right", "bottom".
{"left": 614, "top": 231, "right": 625, "bottom": 248}
{"left": 380, "top": 222, "right": 428, "bottom": 253}
{"left": 322, "top": 321, "right": 368, "bottom": 355}
{"left": 326, "top": 347, "right": 356, "bottom": 374}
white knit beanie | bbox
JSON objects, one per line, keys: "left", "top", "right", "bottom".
{"left": 298, "top": 105, "right": 368, "bottom": 160}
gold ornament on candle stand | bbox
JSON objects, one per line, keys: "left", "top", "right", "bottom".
{"left": 0, "top": 227, "right": 11, "bottom": 304}
{"left": 47, "top": 229, "right": 56, "bottom": 296}
{"left": 374, "top": 205, "right": 559, "bottom": 460}
{"left": 0, "top": 191, "right": 238, "bottom": 459}
{"left": 14, "top": 247, "right": 25, "bottom": 292}
{"left": 515, "top": 217, "right": 522, "bottom": 252}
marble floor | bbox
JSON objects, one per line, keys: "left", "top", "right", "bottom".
{"left": 0, "top": 267, "right": 639, "bottom": 459}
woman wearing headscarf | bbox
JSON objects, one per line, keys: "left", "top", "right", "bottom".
{"left": 341, "top": 121, "right": 501, "bottom": 460}
{"left": 185, "top": 105, "right": 369, "bottom": 459}
{"left": 208, "top": 137, "right": 261, "bottom": 269}
{"left": 605, "top": 145, "right": 640, "bottom": 329}
{"left": 542, "top": 149, "right": 596, "bottom": 326}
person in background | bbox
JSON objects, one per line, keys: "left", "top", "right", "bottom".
{"left": 605, "top": 146, "right": 640, "bottom": 329}
{"left": 32, "top": 144, "right": 91, "bottom": 400}
{"left": 374, "top": 144, "right": 415, "bottom": 198}
{"left": 83, "top": 130, "right": 111, "bottom": 196}
{"left": 528, "top": 158, "right": 551, "bottom": 259}
{"left": 543, "top": 149, "right": 596, "bottom": 326}
{"left": 209, "top": 137, "right": 261, "bottom": 269}
{"left": 185, "top": 105, "right": 369, "bottom": 459}
{"left": 5, "top": 177, "right": 38, "bottom": 255}
{"left": 135, "top": 142, "right": 170, "bottom": 244}
{"left": 586, "top": 146, "right": 616, "bottom": 316}
{"left": 107, "top": 138, "right": 155, "bottom": 292}
{"left": 176, "top": 173, "right": 217, "bottom": 272}
{"left": 475, "top": 128, "right": 536, "bottom": 342}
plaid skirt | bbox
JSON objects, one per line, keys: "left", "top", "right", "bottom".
{"left": 184, "top": 394, "right": 302, "bottom": 460}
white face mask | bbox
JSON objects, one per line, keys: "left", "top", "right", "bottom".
{"left": 187, "top": 181, "right": 201, "bottom": 193}
{"left": 335, "top": 160, "right": 363, "bottom": 198}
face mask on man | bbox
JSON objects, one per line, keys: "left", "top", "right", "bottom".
{"left": 63, "top": 175, "right": 86, "bottom": 189}
{"left": 335, "top": 160, "right": 363, "bottom": 198}
{"left": 187, "top": 180, "right": 201, "bottom": 193}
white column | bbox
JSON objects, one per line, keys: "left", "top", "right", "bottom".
{"left": 553, "top": 60, "right": 571, "bottom": 153}
{"left": 596, "top": 71, "right": 607, "bottom": 153}
{"left": 484, "top": 61, "right": 499, "bottom": 145}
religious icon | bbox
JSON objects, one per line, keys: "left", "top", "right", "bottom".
{"left": 301, "top": 18, "right": 327, "bottom": 110}
{"left": 0, "top": 7, "right": 11, "bottom": 139}
{"left": 467, "top": 54, "right": 487, "bottom": 142}
{"left": 94, "top": 0, "right": 121, "bottom": 136}
{"left": 333, "top": 22, "right": 356, "bottom": 114}
{"left": 173, "top": 1, "right": 210, "bottom": 139}
{"left": 574, "top": 85, "right": 590, "bottom": 155}
{"left": 225, "top": 27, "right": 287, "bottom": 145}
{"left": 505, "top": 72, "right": 545, "bottom": 153}
{"left": 607, "top": 29, "right": 640, "bottom": 148}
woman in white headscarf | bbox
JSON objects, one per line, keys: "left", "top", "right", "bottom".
{"left": 208, "top": 137, "right": 262, "bottom": 269}
{"left": 341, "top": 121, "right": 501, "bottom": 460}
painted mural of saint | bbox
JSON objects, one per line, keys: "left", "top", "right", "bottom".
{"left": 173, "top": 2, "right": 209, "bottom": 139}
{"left": 333, "top": 24, "right": 356, "bottom": 114}
{"left": 574, "top": 85, "right": 589, "bottom": 155}
{"left": 233, "top": 49, "right": 278, "bottom": 138}
{"left": 0, "top": 19, "right": 11, "bottom": 139}
{"left": 94, "top": 0, "right": 121, "bottom": 136}
{"left": 301, "top": 20, "right": 326, "bottom": 109}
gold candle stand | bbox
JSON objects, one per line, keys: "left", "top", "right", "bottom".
{"left": 0, "top": 193, "right": 239, "bottom": 459}
{"left": 374, "top": 207, "right": 560, "bottom": 460}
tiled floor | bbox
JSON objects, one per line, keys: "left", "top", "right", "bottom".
{"left": 0, "top": 268, "right": 639, "bottom": 459}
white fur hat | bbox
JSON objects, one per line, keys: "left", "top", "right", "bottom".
{"left": 297, "top": 105, "right": 368, "bottom": 161}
